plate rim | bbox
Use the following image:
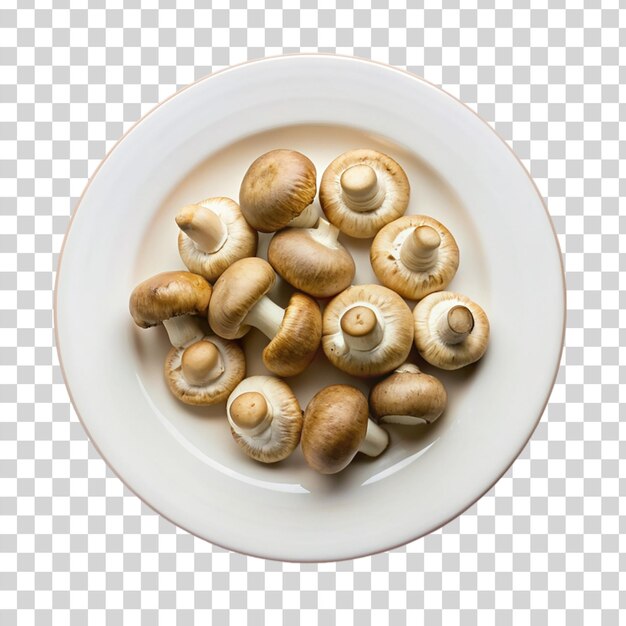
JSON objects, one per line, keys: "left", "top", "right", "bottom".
{"left": 54, "top": 53, "right": 566, "bottom": 562}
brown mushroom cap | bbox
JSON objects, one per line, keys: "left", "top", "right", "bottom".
{"left": 129, "top": 271, "right": 212, "bottom": 329}
{"left": 177, "top": 197, "right": 258, "bottom": 282}
{"left": 208, "top": 257, "right": 275, "bottom": 339}
{"left": 301, "top": 385, "right": 369, "bottom": 474}
{"left": 370, "top": 215, "right": 460, "bottom": 300}
{"left": 267, "top": 218, "right": 356, "bottom": 298}
{"left": 322, "top": 284, "right": 414, "bottom": 377}
{"left": 369, "top": 363, "right": 447, "bottom": 425}
{"left": 413, "top": 291, "right": 490, "bottom": 370}
{"left": 227, "top": 376, "right": 303, "bottom": 463}
{"left": 239, "top": 149, "right": 317, "bottom": 233}
{"left": 262, "top": 293, "right": 322, "bottom": 377}
{"left": 319, "top": 149, "right": 410, "bottom": 238}
{"left": 165, "top": 335, "right": 246, "bottom": 406}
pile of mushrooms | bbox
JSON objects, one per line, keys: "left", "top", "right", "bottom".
{"left": 129, "top": 147, "right": 490, "bottom": 474}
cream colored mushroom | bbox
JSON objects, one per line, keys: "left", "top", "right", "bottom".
{"left": 267, "top": 218, "right": 355, "bottom": 298}
{"left": 413, "top": 291, "right": 490, "bottom": 370}
{"left": 176, "top": 197, "right": 258, "bottom": 282}
{"left": 239, "top": 149, "right": 318, "bottom": 232}
{"left": 319, "top": 149, "right": 410, "bottom": 238}
{"left": 301, "top": 385, "right": 389, "bottom": 474}
{"left": 369, "top": 363, "right": 447, "bottom": 425}
{"left": 209, "top": 257, "right": 322, "bottom": 377}
{"left": 371, "top": 215, "right": 459, "bottom": 300}
{"left": 128, "top": 271, "right": 212, "bottom": 348}
{"left": 227, "top": 376, "right": 303, "bottom": 463}
{"left": 322, "top": 284, "right": 414, "bottom": 377}
{"left": 164, "top": 335, "right": 246, "bottom": 406}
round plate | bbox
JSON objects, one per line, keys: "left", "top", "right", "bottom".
{"left": 55, "top": 55, "right": 565, "bottom": 562}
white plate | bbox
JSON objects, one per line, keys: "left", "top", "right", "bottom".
{"left": 55, "top": 55, "right": 565, "bottom": 562}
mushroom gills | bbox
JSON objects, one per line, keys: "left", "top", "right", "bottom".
{"left": 176, "top": 204, "right": 228, "bottom": 254}
{"left": 162, "top": 314, "right": 205, "bottom": 349}
{"left": 164, "top": 335, "right": 246, "bottom": 406}
{"left": 340, "top": 164, "right": 386, "bottom": 212}
{"left": 399, "top": 225, "right": 441, "bottom": 272}
{"left": 358, "top": 420, "right": 390, "bottom": 456}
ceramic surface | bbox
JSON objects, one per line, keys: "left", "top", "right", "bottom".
{"left": 55, "top": 56, "right": 565, "bottom": 561}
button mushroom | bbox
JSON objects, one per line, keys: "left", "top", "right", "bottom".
{"left": 370, "top": 215, "right": 460, "bottom": 300}
{"left": 164, "top": 335, "right": 246, "bottom": 406}
{"left": 322, "top": 284, "right": 414, "bottom": 377}
{"left": 319, "top": 149, "right": 410, "bottom": 239}
{"left": 369, "top": 363, "right": 447, "bottom": 425}
{"left": 301, "top": 385, "right": 389, "bottom": 474}
{"left": 176, "top": 197, "right": 258, "bottom": 282}
{"left": 267, "top": 217, "right": 356, "bottom": 298}
{"left": 129, "top": 272, "right": 240, "bottom": 405}
{"left": 129, "top": 271, "right": 212, "bottom": 348}
{"left": 413, "top": 291, "right": 490, "bottom": 370}
{"left": 209, "top": 257, "right": 322, "bottom": 377}
{"left": 227, "top": 375, "right": 303, "bottom": 463}
{"left": 239, "top": 149, "right": 318, "bottom": 233}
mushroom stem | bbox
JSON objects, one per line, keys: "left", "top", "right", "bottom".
{"left": 399, "top": 226, "right": 441, "bottom": 272}
{"left": 340, "top": 164, "right": 386, "bottom": 212}
{"left": 176, "top": 204, "right": 228, "bottom": 254}
{"left": 287, "top": 203, "right": 318, "bottom": 228}
{"left": 358, "top": 420, "right": 389, "bottom": 456}
{"left": 162, "top": 315, "right": 205, "bottom": 348}
{"left": 180, "top": 340, "right": 224, "bottom": 386}
{"left": 229, "top": 391, "right": 273, "bottom": 437}
{"left": 310, "top": 217, "right": 341, "bottom": 247}
{"left": 340, "top": 305, "right": 384, "bottom": 352}
{"left": 437, "top": 305, "right": 475, "bottom": 345}
{"left": 244, "top": 296, "right": 285, "bottom": 340}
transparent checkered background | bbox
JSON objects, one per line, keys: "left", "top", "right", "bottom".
{"left": 1, "top": 2, "right": 624, "bottom": 624}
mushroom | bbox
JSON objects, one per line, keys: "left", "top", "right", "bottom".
{"left": 301, "top": 385, "right": 389, "bottom": 474}
{"left": 267, "top": 217, "right": 356, "bottom": 298}
{"left": 209, "top": 257, "right": 322, "bottom": 377}
{"left": 369, "top": 363, "right": 447, "bottom": 425}
{"left": 370, "top": 215, "right": 459, "bottom": 300}
{"left": 128, "top": 272, "right": 234, "bottom": 404}
{"left": 319, "top": 149, "right": 410, "bottom": 238}
{"left": 413, "top": 291, "right": 490, "bottom": 370}
{"left": 239, "top": 149, "right": 318, "bottom": 233}
{"left": 227, "top": 376, "right": 303, "bottom": 463}
{"left": 322, "top": 284, "right": 414, "bottom": 377}
{"left": 129, "top": 271, "right": 212, "bottom": 348}
{"left": 176, "top": 197, "right": 258, "bottom": 282}
{"left": 164, "top": 335, "right": 246, "bottom": 406}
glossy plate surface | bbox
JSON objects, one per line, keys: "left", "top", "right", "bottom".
{"left": 55, "top": 56, "right": 565, "bottom": 561}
